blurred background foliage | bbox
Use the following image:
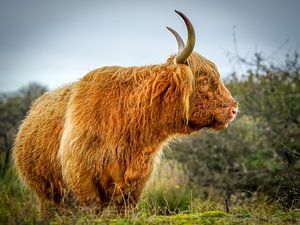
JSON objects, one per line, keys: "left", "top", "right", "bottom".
{"left": 0, "top": 52, "right": 299, "bottom": 220}
{"left": 0, "top": 83, "right": 47, "bottom": 175}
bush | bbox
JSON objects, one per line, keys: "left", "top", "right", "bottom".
{"left": 139, "top": 159, "right": 193, "bottom": 215}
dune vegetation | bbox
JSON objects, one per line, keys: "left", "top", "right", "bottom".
{"left": 0, "top": 52, "right": 299, "bottom": 224}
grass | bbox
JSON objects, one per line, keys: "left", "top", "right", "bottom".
{"left": 0, "top": 161, "right": 299, "bottom": 225}
{"left": 11, "top": 208, "right": 296, "bottom": 225}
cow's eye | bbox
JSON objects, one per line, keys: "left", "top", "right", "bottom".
{"left": 200, "top": 78, "right": 208, "bottom": 86}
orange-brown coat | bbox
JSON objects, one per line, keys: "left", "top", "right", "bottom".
{"left": 13, "top": 11, "right": 238, "bottom": 216}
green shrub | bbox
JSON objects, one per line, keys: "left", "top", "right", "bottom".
{"left": 138, "top": 160, "right": 192, "bottom": 215}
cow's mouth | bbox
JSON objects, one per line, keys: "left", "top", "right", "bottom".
{"left": 187, "top": 101, "right": 238, "bottom": 131}
{"left": 207, "top": 117, "right": 229, "bottom": 131}
{"left": 208, "top": 107, "right": 237, "bottom": 131}
{"left": 187, "top": 120, "right": 207, "bottom": 130}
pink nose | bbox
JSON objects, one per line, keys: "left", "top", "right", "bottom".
{"left": 232, "top": 107, "right": 238, "bottom": 116}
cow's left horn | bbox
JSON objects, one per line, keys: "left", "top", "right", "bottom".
{"left": 167, "top": 10, "right": 196, "bottom": 64}
{"left": 166, "top": 26, "right": 185, "bottom": 51}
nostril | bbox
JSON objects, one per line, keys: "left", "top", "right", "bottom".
{"left": 232, "top": 108, "right": 238, "bottom": 115}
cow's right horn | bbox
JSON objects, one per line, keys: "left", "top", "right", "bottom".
{"left": 167, "top": 10, "right": 196, "bottom": 64}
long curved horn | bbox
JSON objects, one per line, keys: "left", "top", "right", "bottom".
{"left": 166, "top": 26, "right": 185, "bottom": 51}
{"left": 172, "top": 10, "right": 196, "bottom": 64}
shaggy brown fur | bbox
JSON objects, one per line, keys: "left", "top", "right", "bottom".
{"left": 13, "top": 51, "right": 237, "bottom": 215}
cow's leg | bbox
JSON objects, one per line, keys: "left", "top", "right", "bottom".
{"left": 59, "top": 125, "right": 106, "bottom": 212}
{"left": 114, "top": 178, "right": 148, "bottom": 215}
{"left": 17, "top": 171, "right": 64, "bottom": 218}
{"left": 115, "top": 149, "right": 154, "bottom": 214}
{"left": 60, "top": 157, "right": 104, "bottom": 212}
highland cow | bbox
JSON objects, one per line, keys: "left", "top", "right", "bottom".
{"left": 13, "top": 10, "right": 238, "bottom": 216}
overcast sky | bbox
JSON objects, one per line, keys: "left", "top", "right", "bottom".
{"left": 0, "top": 0, "right": 300, "bottom": 92}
